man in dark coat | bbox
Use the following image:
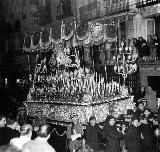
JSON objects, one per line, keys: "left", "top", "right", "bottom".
{"left": 134, "top": 102, "right": 144, "bottom": 119}
{"left": 0, "top": 117, "right": 20, "bottom": 146}
{"left": 125, "top": 117, "right": 142, "bottom": 152}
{"left": 103, "top": 115, "right": 124, "bottom": 152}
{"left": 140, "top": 109, "right": 154, "bottom": 152}
{"left": 85, "top": 116, "right": 103, "bottom": 151}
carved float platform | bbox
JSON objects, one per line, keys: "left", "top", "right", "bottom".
{"left": 25, "top": 95, "right": 134, "bottom": 125}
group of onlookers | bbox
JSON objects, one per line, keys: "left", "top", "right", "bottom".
{"left": 135, "top": 86, "right": 158, "bottom": 113}
{"left": 132, "top": 35, "right": 160, "bottom": 59}
{"left": 66, "top": 105, "right": 159, "bottom": 152}
{"left": 0, "top": 110, "right": 56, "bottom": 152}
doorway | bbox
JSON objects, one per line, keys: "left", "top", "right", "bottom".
{"left": 148, "top": 76, "right": 160, "bottom": 98}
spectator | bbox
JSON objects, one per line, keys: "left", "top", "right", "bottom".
{"left": 137, "top": 86, "right": 146, "bottom": 100}
{"left": 17, "top": 106, "right": 28, "bottom": 126}
{"left": 66, "top": 113, "right": 84, "bottom": 152}
{"left": 133, "top": 38, "right": 138, "bottom": 48}
{"left": 134, "top": 102, "right": 145, "bottom": 118}
{"left": 147, "top": 35, "right": 153, "bottom": 57}
{"left": 32, "top": 109, "right": 46, "bottom": 138}
{"left": 85, "top": 116, "right": 102, "bottom": 151}
{"left": 22, "top": 124, "right": 56, "bottom": 152}
{"left": 103, "top": 115, "right": 124, "bottom": 152}
{"left": 140, "top": 109, "right": 154, "bottom": 152}
{"left": 10, "top": 124, "right": 32, "bottom": 150}
{"left": 125, "top": 117, "right": 142, "bottom": 152}
{"left": 153, "top": 34, "right": 160, "bottom": 58}
{"left": 125, "top": 109, "right": 135, "bottom": 126}
{"left": 137, "top": 37, "right": 144, "bottom": 58}
{"left": 0, "top": 114, "right": 7, "bottom": 146}
{"left": 0, "top": 117, "right": 20, "bottom": 146}
{"left": 132, "top": 38, "right": 138, "bottom": 55}
{"left": 145, "top": 86, "right": 158, "bottom": 113}
{"left": 0, "top": 114, "right": 6, "bottom": 128}
{"left": 32, "top": 109, "right": 46, "bottom": 131}
{"left": 0, "top": 145, "right": 20, "bottom": 152}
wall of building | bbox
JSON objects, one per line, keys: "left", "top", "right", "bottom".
{"left": 50, "top": 0, "right": 76, "bottom": 25}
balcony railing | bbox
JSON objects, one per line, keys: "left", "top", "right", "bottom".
{"left": 106, "top": 0, "right": 129, "bottom": 15}
{"left": 79, "top": 2, "right": 105, "bottom": 21}
{"left": 136, "top": 0, "right": 160, "bottom": 8}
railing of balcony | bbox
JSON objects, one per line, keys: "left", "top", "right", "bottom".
{"left": 136, "top": 0, "right": 160, "bottom": 8}
{"left": 106, "top": 0, "right": 129, "bottom": 15}
{"left": 79, "top": 2, "right": 105, "bottom": 21}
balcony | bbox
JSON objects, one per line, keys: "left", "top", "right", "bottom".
{"left": 106, "top": 0, "right": 129, "bottom": 15}
{"left": 136, "top": 0, "right": 160, "bottom": 8}
{"left": 79, "top": 2, "right": 105, "bottom": 21}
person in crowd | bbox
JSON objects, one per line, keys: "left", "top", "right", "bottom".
{"left": 133, "top": 38, "right": 138, "bottom": 48}
{"left": 10, "top": 124, "right": 32, "bottom": 150}
{"left": 17, "top": 106, "right": 28, "bottom": 126}
{"left": 0, "top": 116, "right": 20, "bottom": 146}
{"left": 66, "top": 113, "right": 84, "bottom": 152}
{"left": 32, "top": 109, "right": 46, "bottom": 138}
{"left": 153, "top": 34, "right": 159, "bottom": 59}
{"left": 134, "top": 102, "right": 145, "bottom": 118}
{"left": 147, "top": 35, "right": 153, "bottom": 58}
{"left": 125, "top": 117, "right": 142, "bottom": 152}
{"left": 0, "top": 114, "right": 7, "bottom": 146}
{"left": 153, "top": 116, "right": 159, "bottom": 151}
{"left": 103, "top": 115, "right": 124, "bottom": 152}
{"left": 22, "top": 124, "right": 55, "bottom": 152}
{"left": 0, "top": 114, "right": 6, "bottom": 128}
{"left": 0, "top": 145, "right": 20, "bottom": 152}
{"left": 137, "top": 86, "right": 146, "bottom": 100}
{"left": 140, "top": 108, "right": 154, "bottom": 152}
{"left": 137, "top": 37, "right": 147, "bottom": 58}
{"left": 145, "top": 86, "right": 158, "bottom": 113}
{"left": 85, "top": 116, "right": 103, "bottom": 151}
{"left": 128, "top": 87, "right": 134, "bottom": 96}
{"left": 132, "top": 38, "right": 138, "bottom": 55}
{"left": 125, "top": 109, "right": 135, "bottom": 126}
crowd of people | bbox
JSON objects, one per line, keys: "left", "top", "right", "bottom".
{"left": 132, "top": 35, "right": 160, "bottom": 60}
{"left": 0, "top": 85, "right": 159, "bottom": 152}
{"left": 66, "top": 101, "right": 159, "bottom": 152}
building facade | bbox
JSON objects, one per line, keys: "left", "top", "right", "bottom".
{"left": 1, "top": 0, "right": 160, "bottom": 92}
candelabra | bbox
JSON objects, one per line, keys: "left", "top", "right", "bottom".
{"left": 113, "top": 44, "right": 138, "bottom": 87}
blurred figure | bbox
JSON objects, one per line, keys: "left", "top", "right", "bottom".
{"left": 0, "top": 114, "right": 6, "bottom": 128}
{"left": 17, "top": 106, "right": 28, "bottom": 126}
{"left": 147, "top": 35, "right": 153, "bottom": 58}
{"left": 32, "top": 109, "right": 46, "bottom": 138}
{"left": 125, "top": 109, "right": 135, "bottom": 125}
{"left": 153, "top": 35, "right": 159, "bottom": 58}
{"left": 22, "top": 124, "right": 55, "bottom": 152}
{"left": 66, "top": 113, "right": 83, "bottom": 152}
{"left": 134, "top": 102, "right": 145, "bottom": 118}
{"left": 103, "top": 115, "right": 124, "bottom": 152}
{"left": 137, "top": 37, "right": 147, "bottom": 58}
{"left": 125, "top": 117, "right": 142, "bottom": 152}
{"left": 85, "top": 116, "right": 103, "bottom": 151}
{"left": 137, "top": 86, "right": 146, "bottom": 100}
{"left": 145, "top": 86, "right": 158, "bottom": 113}
{"left": 0, "top": 117, "right": 20, "bottom": 146}
{"left": 132, "top": 38, "right": 138, "bottom": 55}
{"left": 140, "top": 109, "right": 154, "bottom": 152}
{"left": 0, "top": 145, "right": 20, "bottom": 152}
{"left": 10, "top": 124, "right": 32, "bottom": 150}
